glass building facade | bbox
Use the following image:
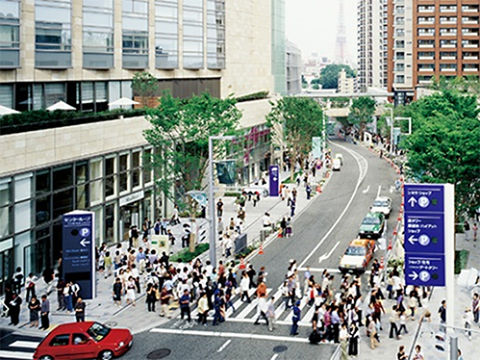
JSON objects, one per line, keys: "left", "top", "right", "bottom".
{"left": 183, "top": 0, "right": 204, "bottom": 69}
{"left": 0, "top": 0, "right": 20, "bottom": 68}
{"left": 207, "top": 0, "right": 226, "bottom": 69}
{"left": 272, "top": 0, "right": 286, "bottom": 95}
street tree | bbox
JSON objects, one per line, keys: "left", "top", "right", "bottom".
{"left": 266, "top": 97, "right": 324, "bottom": 181}
{"left": 131, "top": 72, "right": 159, "bottom": 108}
{"left": 348, "top": 96, "right": 376, "bottom": 138}
{"left": 403, "top": 90, "right": 480, "bottom": 218}
{"left": 319, "top": 64, "right": 355, "bottom": 89}
{"left": 144, "top": 91, "right": 241, "bottom": 251}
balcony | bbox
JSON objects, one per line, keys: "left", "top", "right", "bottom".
{"left": 463, "top": 30, "right": 479, "bottom": 36}
{"left": 418, "top": 55, "right": 434, "bottom": 60}
{"left": 440, "top": 55, "right": 456, "bottom": 60}
{"left": 418, "top": 7, "right": 434, "bottom": 13}
{"left": 418, "top": 19, "right": 435, "bottom": 25}
{"left": 462, "top": 6, "right": 479, "bottom": 13}
{"left": 419, "top": 67, "right": 435, "bottom": 72}
{"left": 463, "top": 67, "right": 479, "bottom": 72}
{"left": 463, "top": 43, "right": 479, "bottom": 48}
{"left": 463, "top": 55, "right": 479, "bottom": 60}
{"left": 462, "top": 18, "right": 479, "bottom": 25}
{"left": 440, "top": 7, "right": 457, "bottom": 13}
{"left": 440, "top": 19, "right": 457, "bottom": 25}
{"left": 440, "top": 67, "right": 457, "bottom": 72}
{"left": 419, "top": 43, "right": 434, "bottom": 48}
{"left": 441, "top": 44, "right": 457, "bottom": 48}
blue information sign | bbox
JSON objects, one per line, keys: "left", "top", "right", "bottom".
{"left": 404, "top": 184, "right": 446, "bottom": 287}
{"left": 405, "top": 253, "right": 445, "bottom": 286}
{"left": 62, "top": 210, "right": 96, "bottom": 299}
{"left": 269, "top": 165, "right": 280, "bottom": 197}
{"left": 404, "top": 213, "right": 445, "bottom": 254}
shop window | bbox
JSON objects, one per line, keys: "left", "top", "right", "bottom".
{"left": 36, "top": 196, "right": 51, "bottom": 225}
{"left": 0, "top": 207, "right": 12, "bottom": 238}
{"left": 105, "top": 176, "right": 115, "bottom": 198}
{"left": 76, "top": 185, "right": 88, "bottom": 209}
{"left": 105, "top": 157, "right": 115, "bottom": 176}
{"left": 90, "top": 158, "right": 103, "bottom": 180}
{"left": 143, "top": 148, "right": 153, "bottom": 185}
{"left": 105, "top": 203, "right": 115, "bottom": 243}
{"left": 36, "top": 170, "right": 51, "bottom": 196}
{"left": 76, "top": 162, "right": 88, "bottom": 184}
{"left": 14, "top": 173, "right": 33, "bottom": 202}
{"left": 90, "top": 180, "right": 103, "bottom": 205}
{"left": 92, "top": 207, "right": 102, "bottom": 246}
{"left": 119, "top": 173, "right": 128, "bottom": 193}
{"left": 132, "top": 170, "right": 141, "bottom": 189}
{"left": 119, "top": 154, "right": 129, "bottom": 172}
{"left": 53, "top": 165, "right": 73, "bottom": 190}
{"left": 14, "top": 200, "right": 31, "bottom": 233}
{"left": 53, "top": 189, "right": 73, "bottom": 219}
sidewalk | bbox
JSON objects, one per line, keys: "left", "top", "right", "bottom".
{"left": 0, "top": 167, "right": 330, "bottom": 336}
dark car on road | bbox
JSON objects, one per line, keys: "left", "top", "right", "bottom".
{"left": 358, "top": 211, "right": 385, "bottom": 239}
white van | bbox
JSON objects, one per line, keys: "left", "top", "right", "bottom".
{"left": 332, "top": 158, "right": 341, "bottom": 171}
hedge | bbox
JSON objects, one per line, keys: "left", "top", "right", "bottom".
{"left": 454, "top": 250, "right": 469, "bottom": 274}
{"left": 236, "top": 91, "right": 269, "bottom": 103}
{"left": 170, "top": 243, "right": 209, "bottom": 263}
{"left": 0, "top": 108, "right": 146, "bottom": 135}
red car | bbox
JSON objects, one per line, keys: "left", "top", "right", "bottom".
{"left": 33, "top": 321, "right": 133, "bottom": 360}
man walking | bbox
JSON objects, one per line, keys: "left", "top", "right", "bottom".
{"left": 40, "top": 294, "right": 50, "bottom": 330}
{"left": 290, "top": 300, "right": 301, "bottom": 336}
{"left": 216, "top": 199, "right": 224, "bottom": 218}
{"left": 179, "top": 289, "right": 192, "bottom": 323}
{"left": 74, "top": 297, "right": 86, "bottom": 322}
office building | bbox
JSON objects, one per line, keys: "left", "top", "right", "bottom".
{"left": 387, "top": 0, "right": 480, "bottom": 104}
{"left": 357, "top": 0, "right": 388, "bottom": 92}
{"left": 337, "top": 68, "right": 355, "bottom": 93}
{"left": 285, "top": 40, "right": 302, "bottom": 95}
{"left": 0, "top": 0, "right": 282, "bottom": 293}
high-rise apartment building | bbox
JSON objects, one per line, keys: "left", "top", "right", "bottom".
{"left": 357, "top": 0, "right": 388, "bottom": 92}
{"left": 285, "top": 40, "right": 302, "bottom": 95}
{"left": 0, "top": 0, "right": 282, "bottom": 294}
{"left": 387, "top": 0, "right": 480, "bottom": 105}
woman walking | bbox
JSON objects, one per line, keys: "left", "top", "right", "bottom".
{"left": 348, "top": 322, "right": 359, "bottom": 358}
{"left": 125, "top": 276, "right": 136, "bottom": 306}
{"left": 112, "top": 278, "right": 123, "bottom": 306}
{"left": 146, "top": 283, "right": 157, "bottom": 312}
{"left": 28, "top": 295, "right": 41, "bottom": 328}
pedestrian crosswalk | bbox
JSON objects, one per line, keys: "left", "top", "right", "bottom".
{"left": 176, "top": 285, "right": 319, "bottom": 328}
{"left": 0, "top": 334, "right": 42, "bottom": 360}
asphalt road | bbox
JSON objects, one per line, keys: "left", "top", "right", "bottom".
{"left": 121, "top": 139, "right": 402, "bottom": 360}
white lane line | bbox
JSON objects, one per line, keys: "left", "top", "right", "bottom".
{"left": 299, "top": 144, "right": 368, "bottom": 269}
{"left": 150, "top": 328, "right": 309, "bottom": 343}
{"left": 10, "top": 341, "right": 40, "bottom": 349}
{"left": 0, "top": 351, "right": 33, "bottom": 360}
{"left": 390, "top": 185, "right": 395, "bottom": 193}
{"left": 377, "top": 185, "right": 382, "bottom": 198}
{"left": 217, "top": 339, "right": 231, "bottom": 353}
{"left": 300, "top": 304, "right": 317, "bottom": 326}
{"left": 298, "top": 267, "right": 371, "bottom": 275}
{"left": 318, "top": 241, "right": 340, "bottom": 264}
{"left": 270, "top": 354, "right": 279, "bottom": 360}
{"left": 362, "top": 185, "right": 370, "bottom": 194}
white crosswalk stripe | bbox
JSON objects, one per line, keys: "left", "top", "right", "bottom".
{"left": 10, "top": 341, "right": 40, "bottom": 349}
{"left": 0, "top": 339, "right": 39, "bottom": 360}
{"left": 173, "top": 284, "right": 321, "bottom": 328}
{"left": 0, "top": 351, "right": 34, "bottom": 360}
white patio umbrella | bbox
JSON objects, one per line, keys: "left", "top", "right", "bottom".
{"left": 0, "top": 104, "right": 20, "bottom": 116}
{"left": 108, "top": 97, "right": 140, "bottom": 107}
{"left": 46, "top": 101, "right": 76, "bottom": 112}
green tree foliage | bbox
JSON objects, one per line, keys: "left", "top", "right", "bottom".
{"left": 319, "top": 64, "right": 355, "bottom": 89}
{"left": 312, "top": 84, "right": 320, "bottom": 90}
{"left": 131, "top": 72, "right": 159, "bottom": 107}
{"left": 430, "top": 75, "right": 480, "bottom": 95}
{"left": 403, "top": 90, "right": 480, "bottom": 218}
{"left": 348, "top": 96, "right": 376, "bottom": 137}
{"left": 144, "top": 91, "right": 241, "bottom": 235}
{"left": 266, "top": 97, "right": 324, "bottom": 181}
{"left": 310, "top": 78, "right": 321, "bottom": 85}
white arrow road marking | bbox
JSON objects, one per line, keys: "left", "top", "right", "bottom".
{"left": 390, "top": 186, "right": 395, "bottom": 194}
{"left": 376, "top": 185, "right": 382, "bottom": 198}
{"left": 299, "top": 143, "right": 368, "bottom": 269}
{"left": 408, "top": 271, "right": 419, "bottom": 281}
{"left": 408, "top": 197, "right": 417, "bottom": 207}
{"left": 362, "top": 185, "right": 370, "bottom": 194}
{"left": 318, "top": 241, "right": 340, "bottom": 264}
{"left": 408, "top": 236, "right": 418, "bottom": 245}
{"left": 217, "top": 340, "right": 231, "bottom": 353}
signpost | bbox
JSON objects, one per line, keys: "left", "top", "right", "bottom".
{"left": 403, "top": 183, "right": 455, "bottom": 358}
{"left": 62, "top": 210, "right": 96, "bottom": 300}
{"left": 269, "top": 165, "right": 280, "bottom": 197}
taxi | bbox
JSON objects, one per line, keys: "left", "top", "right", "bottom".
{"left": 339, "top": 238, "right": 376, "bottom": 274}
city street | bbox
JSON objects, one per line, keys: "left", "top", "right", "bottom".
{"left": 120, "top": 139, "right": 403, "bottom": 360}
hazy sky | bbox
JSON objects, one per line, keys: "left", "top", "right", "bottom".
{"left": 285, "top": 0, "right": 358, "bottom": 64}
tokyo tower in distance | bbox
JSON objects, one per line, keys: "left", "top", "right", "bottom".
{"left": 334, "top": 0, "right": 348, "bottom": 64}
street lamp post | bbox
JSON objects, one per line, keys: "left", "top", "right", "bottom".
{"left": 208, "top": 135, "right": 236, "bottom": 266}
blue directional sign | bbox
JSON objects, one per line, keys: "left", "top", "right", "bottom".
{"left": 404, "top": 213, "right": 445, "bottom": 254}
{"left": 405, "top": 253, "right": 445, "bottom": 287}
{"left": 404, "top": 184, "right": 444, "bottom": 213}
{"left": 62, "top": 210, "right": 96, "bottom": 299}
{"left": 404, "top": 184, "right": 446, "bottom": 287}
{"left": 269, "top": 165, "right": 280, "bottom": 197}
